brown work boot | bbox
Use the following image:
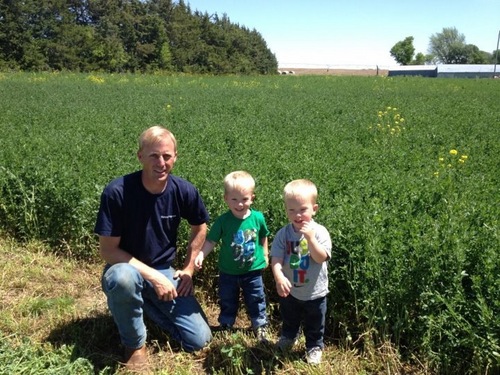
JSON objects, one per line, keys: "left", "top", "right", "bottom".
{"left": 123, "top": 345, "right": 149, "bottom": 373}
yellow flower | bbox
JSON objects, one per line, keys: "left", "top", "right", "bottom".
{"left": 460, "top": 155, "right": 468, "bottom": 160}
{"left": 88, "top": 75, "right": 105, "bottom": 84}
{"left": 439, "top": 157, "right": 444, "bottom": 162}
{"left": 449, "top": 149, "right": 458, "bottom": 155}
{"left": 459, "top": 159, "right": 465, "bottom": 163}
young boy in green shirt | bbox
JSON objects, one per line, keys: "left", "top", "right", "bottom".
{"left": 195, "top": 171, "right": 270, "bottom": 342}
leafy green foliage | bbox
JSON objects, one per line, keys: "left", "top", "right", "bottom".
{"left": 0, "top": 336, "right": 95, "bottom": 375}
{"left": 390, "top": 36, "right": 415, "bottom": 65}
{"left": 0, "top": 72, "right": 499, "bottom": 373}
{"left": 398, "top": 27, "right": 494, "bottom": 65}
{"left": 429, "top": 27, "right": 475, "bottom": 64}
{"left": 0, "top": 0, "right": 277, "bottom": 74}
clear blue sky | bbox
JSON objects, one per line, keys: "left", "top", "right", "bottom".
{"left": 185, "top": 0, "right": 499, "bottom": 68}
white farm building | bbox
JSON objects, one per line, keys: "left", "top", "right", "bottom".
{"left": 388, "top": 64, "right": 498, "bottom": 78}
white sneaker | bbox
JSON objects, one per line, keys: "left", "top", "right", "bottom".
{"left": 306, "top": 346, "right": 322, "bottom": 364}
{"left": 254, "top": 326, "right": 270, "bottom": 344}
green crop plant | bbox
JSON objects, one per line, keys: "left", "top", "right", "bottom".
{"left": 0, "top": 72, "right": 499, "bottom": 373}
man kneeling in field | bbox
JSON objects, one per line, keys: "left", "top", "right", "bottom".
{"left": 94, "top": 126, "right": 212, "bottom": 371}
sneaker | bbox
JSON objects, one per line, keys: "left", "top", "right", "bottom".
{"left": 276, "top": 336, "right": 296, "bottom": 351}
{"left": 254, "top": 325, "right": 270, "bottom": 344}
{"left": 306, "top": 346, "right": 322, "bottom": 365}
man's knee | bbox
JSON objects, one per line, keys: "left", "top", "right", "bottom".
{"left": 102, "top": 263, "right": 142, "bottom": 297}
{"left": 184, "top": 325, "right": 212, "bottom": 352}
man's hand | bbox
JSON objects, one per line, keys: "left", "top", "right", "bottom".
{"left": 151, "top": 271, "right": 178, "bottom": 301}
{"left": 174, "top": 269, "right": 194, "bottom": 297}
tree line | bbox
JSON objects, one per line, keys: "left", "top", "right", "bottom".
{"left": 0, "top": 0, "right": 278, "bottom": 74}
{"left": 390, "top": 27, "right": 499, "bottom": 66}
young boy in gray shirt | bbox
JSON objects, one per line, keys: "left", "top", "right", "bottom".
{"left": 271, "top": 179, "right": 332, "bottom": 365}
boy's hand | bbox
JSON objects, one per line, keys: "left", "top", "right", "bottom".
{"left": 194, "top": 252, "right": 204, "bottom": 271}
{"left": 275, "top": 276, "right": 292, "bottom": 297}
{"left": 299, "top": 220, "right": 315, "bottom": 240}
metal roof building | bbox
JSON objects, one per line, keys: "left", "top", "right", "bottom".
{"left": 388, "top": 64, "right": 497, "bottom": 78}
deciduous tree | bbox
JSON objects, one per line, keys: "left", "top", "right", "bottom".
{"left": 429, "top": 27, "right": 467, "bottom": 64}
{"left": 390, "top": 36, "right": 415, "bottom": 65}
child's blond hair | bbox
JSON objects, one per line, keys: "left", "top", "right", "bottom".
{"left": 223, "top": 171, "right": 255, "bottom": 194}
{"left": 283, "top": 179, "right": 318, "bottom": 203}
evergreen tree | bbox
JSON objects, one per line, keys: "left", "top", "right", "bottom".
{"left": 0, "top": 0, "right": 278, "bottom": 74}
{"left": 0, "top": 0, "right": 46, "bottom": 69}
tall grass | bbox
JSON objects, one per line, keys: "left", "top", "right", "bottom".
{"left": 0, "top": 72, "right": 499, "bottom": 373}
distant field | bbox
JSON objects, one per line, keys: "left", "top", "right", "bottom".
{"left": 0, "top": 72, "right": 499, "bottom": 373}
{"left": 279, "top": 67, "right": 388, "bottom": 75}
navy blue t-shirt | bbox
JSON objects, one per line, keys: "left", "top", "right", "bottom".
{"left": 94, "top": 171, "right": 209, "bottom": 269}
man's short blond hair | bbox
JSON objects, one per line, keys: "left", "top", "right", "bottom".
{"left": 138, "top": 125, "right": 177, "bottom": 152}
{"left": 223, "top": 171, "right": 255, "bottom": 194}
{"left": 283, "top": 179, "right": 318, "bottom": 203}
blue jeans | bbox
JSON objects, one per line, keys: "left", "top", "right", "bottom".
{"left": 101, "top": 263, "right": 212, "bottom": 352}
{"left": 218, "top": 270, "right": 268, "bottom": 329}
{"left": 279, "top": 294, "right": 327, "bottom": 350}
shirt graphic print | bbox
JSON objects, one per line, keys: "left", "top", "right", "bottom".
{"left": 287, "top": 237, "right": 310, "bottom": 287}
{"left": 232, "top": 228, "right": 257, "bottom": 268}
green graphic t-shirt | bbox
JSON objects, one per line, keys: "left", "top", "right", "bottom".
{"left": 207, "top": 209, "right": 269, "bottom": 275}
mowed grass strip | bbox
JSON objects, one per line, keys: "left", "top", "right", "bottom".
{"left": 0, "top": 235, "right": 417, "bottom": 374}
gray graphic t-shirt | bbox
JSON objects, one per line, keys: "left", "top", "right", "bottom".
{"left": 271, "top": 221, "right": 332, "bottom": 301}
